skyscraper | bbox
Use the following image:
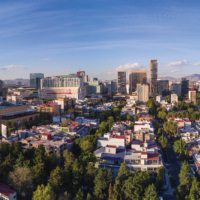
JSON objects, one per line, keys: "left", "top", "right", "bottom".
{"left": 117, "top": 71, "right": 126, "bottom": 94}
{"left": 30, "top": 73, "right": 44, "bottom": 89}
{"left": 181, "top": 78, "right": 189, "bottom": 96}
{"left": 0, "top": 80, "right": 3, "bottom": 96}
{"left": 77, "top": 71, "right": 88, "bottom": 82}
{"left": 149, "top": 59, "right": 158, "bottom": 94}
{"left": 129, "top": 70, "right": 147, "bottom": 94}
{"left": 157, "top": 80, "right": 169, "bottom": 96}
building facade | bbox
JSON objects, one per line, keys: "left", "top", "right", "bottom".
{"left": 137, "top": 84, "right": 149, "bottom": 102}
{"left": 0, "top": 80, "right": 3, "bottom": 96}
{"left": 157, "top": 80, "right": 169, "bottom": 96}
{"left": 117, "top": 71, "right": 126, "bottom": 94}
{"left": 189, "top": 89, "right": 196, "bottom": 105}
{"left": 129, "top": 70, "right": 147, "bottom": 94}
{"left": 171, "top": 93, "right": 178, "bottom": 104}
{"left": 171, "top": 83, "right": 181, "bottom": 95}
{"left": 30, "top": 73, "right": 44, "bottom": 89}
{"left": 149, "top": 59, "right": 158, "bottom": 94}
{"left": 39, "top": 74, "right": 85, "bottom": 100}
{"left": 181, "top": 78, "right": 189, "bottom": 96}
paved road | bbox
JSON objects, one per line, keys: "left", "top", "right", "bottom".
{"left": 165, "top": 143, "right": 180, "bottom": 187}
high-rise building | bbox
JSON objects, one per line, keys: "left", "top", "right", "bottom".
{"left": 30, "top": 73, "right": 44, "bottom": 89}
{"left": 129, "top": 70, "right": 147, "bottom": 94}
{"left": 137, "top": 84, "right": 149, "bottom": 102}
{"left": 171, "top": 94, "right": 178, "bottom": 104}
{"left": 171, "top": 83, "right": 181, "bottom": 95}
{"left": 157, "top": 80, "right": 169, "bottom": 96}
{"left": 39, "top": 74, "right": 85, "bottom": 100}
{"left": 85, "top": 80, "right": 102, "bottom": 94}
{"left": 90, "top": 78, "right": 98, "bottom": 82}
{"left": 181, "top": 78, "right": 189, "bottom": 96}
{"left": 0, "top": 80, "right": 3, "bottom": 96}
{"left": 77, "top": 71, "right": 88, "bottom": 82}
{"left": 149, "top": 59, "right": 158, "bottom": 94}
{"left": 188, "top": 89, "right": 196, "bottom": 105}
{"left": 117, "top": 71, "right": 126, "bottom": 94}
{"left": 84, "top": 75, "right": 88, "bottom": 82}
{"left": 108, "top": 80, "right": 117, "bottom": 94}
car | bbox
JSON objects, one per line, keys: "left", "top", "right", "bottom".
{"left": 170, "top": 169, "right": 173, "bottom": 174}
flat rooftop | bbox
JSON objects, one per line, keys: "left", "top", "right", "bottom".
{"left": 0, "top": 102, "right": 21, "bottom": 109}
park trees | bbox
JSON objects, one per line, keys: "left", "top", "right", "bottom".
{"left": 32, "top": 183, "right": 57, "bottom": 200}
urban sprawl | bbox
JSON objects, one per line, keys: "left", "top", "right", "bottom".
{"left": 0, "top": 59, "right": 200, "bottom": 200}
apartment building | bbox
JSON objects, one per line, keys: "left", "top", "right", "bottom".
{"left": 97, "top": 133, "right": 126, "bottom": 148}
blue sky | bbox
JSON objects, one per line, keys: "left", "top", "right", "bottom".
{"left": 0, "top": 0, "right": 200, "bottom": 80}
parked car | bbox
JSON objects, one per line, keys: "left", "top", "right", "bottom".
{"left": 170, "top": 169, "right": 173, "bottom": 174}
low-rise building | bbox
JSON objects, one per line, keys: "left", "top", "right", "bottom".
{"left": 95, "top": 145, "right": 125, "bottom": 177}
{"left": 97, "top": 133, "right": 126, "bottom": 148}
{"left": 125, "top": 151, "right": 163, "bottom": 176}
{"left": 0, "top": 182, "right": 17, "bottom": 200}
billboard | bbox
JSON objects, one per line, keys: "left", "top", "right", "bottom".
{"left": 1, "top": 124, "right": 7, "bottom": 138}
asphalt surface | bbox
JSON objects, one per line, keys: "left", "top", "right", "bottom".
{"left": 156, "top": 118, "right": 180, "bottom": 200}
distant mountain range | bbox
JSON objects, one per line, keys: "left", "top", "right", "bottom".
{"left": 159, "top": 74, "right": 200, "bottom": 82}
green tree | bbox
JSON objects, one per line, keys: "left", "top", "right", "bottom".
{"left": 155, "top": 166, "right": 165, "bottom": 190}
{"left": 72, "top": 159, "right": 82, "bottom": 195}
{"left": 123, "top": 171, "right": 151, "bottom": 200}
{"left": 11, "top": 121, "right": 17, "bottom": 129}
{"left": 177, "top": 161, "right": 193, "bottom": 199}
{"left": 143, "top": 184, "right": 159, "bottom": 200}
{"left": 32, "top": 162, "right": 47, "bottom": 185}
{"left": 63, "top": 150, "right": 75, "bottom": 171}
{"left": 113, "top": 163, "right": 130, "bottom": 200}
{"left": 32, "top": 183, "right": 57, "bottom": 200}
{"left": 74, "top": 189, "right": 84, "bottom": 200}
{"left": 60, "top": 119, "right": 72, "bottom": 127}
{"left": 86, "top": 193, "right": 93, "bottom": 200}
{"left": 186, "top": 176, "right": 200, "bottom": 200}
{"left": 9, "top": 167, "right": 34, "bottom": 199}
{"left": 49, "top": 166, "right": 63, "bottom": 194}
{"left": 93, "top": 169, "right": 108, "bottom": 200}
{"left": 80, "top": 141, "right": 94, "bottom": 153}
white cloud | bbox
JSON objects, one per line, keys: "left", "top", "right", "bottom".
{"left": 193, "top": 61, "right": 200, "bottom": 66}
{"left": 163, "top": 60, "right": 189, "bottom": 67}
{"left": 0, "top": 65, "right": 27, "bottom": 71}
{"left": 41, "top": 58, "right": 49, "bottom": 61}
{"left": 116, "top": 63, "right": 142, "bottom": 71}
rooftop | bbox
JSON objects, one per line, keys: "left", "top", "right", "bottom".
{"left": 0, "top": 182, "right": 16, "bottom": 197}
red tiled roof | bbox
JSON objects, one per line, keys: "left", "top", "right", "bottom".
{"left": 112, "top": 135, "right": 125, "bottom": 139}
{"left": 107, "top": 145, "right": 116, "bottom": 148}
{"left": 141, "top": 152, "right": 148, "bottom": 155}
{"left": 195, "top": 161, "right": 200, "bottom": 169}
{"left": 147, "top": 153, "right": 159, "bottom": 160}
{"left": 0, "top": 183, "right": 16, "bottom": 197}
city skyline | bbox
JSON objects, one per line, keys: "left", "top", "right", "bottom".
{"left": 1, "top": 0, "right": 200, "bottom": 80}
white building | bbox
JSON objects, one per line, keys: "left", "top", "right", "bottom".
{"left": 39, "top": 74, "right": 85, "bottom": 100}
{"left": 134, "top": 121, "right": 154, "bottom": 133}
{"left": 171, "top": 93, "right": 178, "bottom": 104}
{"left": 97, "top": 133, "right": 126, "bottom": 148}
{"left": 0, "top": 182, "right": 17, "bottom": 200}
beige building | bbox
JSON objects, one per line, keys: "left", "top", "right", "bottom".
{"left": 129, "top": 70, "right": 147, "bottom": 94}
{"left": 137, "top": 84, "right": 149, "bottom": 102}
{"left": 0, "top": 102, "right": 39, "bottom": 126}
{"left": 189, "top": 90, "right": 196, "bottom": 105}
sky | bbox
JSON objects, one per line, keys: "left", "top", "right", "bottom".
{"left": 0, "top": 0, "right": 200, "bottom": 80}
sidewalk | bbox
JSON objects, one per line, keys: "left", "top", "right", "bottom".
{"left": 164, "top": 170, "right": 175, "bottom": 195}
